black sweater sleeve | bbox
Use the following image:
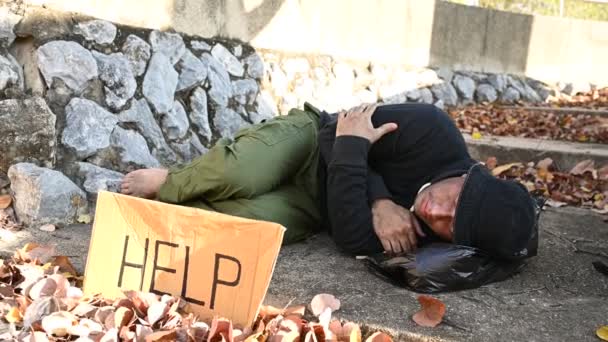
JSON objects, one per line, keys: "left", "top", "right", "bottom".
{"left": 327, "top": 136, "right": 383, "bottom": 255}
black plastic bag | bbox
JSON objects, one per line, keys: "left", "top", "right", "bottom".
{"left": 361, "top": 196, "right": 544, "bottom": 293}
{"left": 362, "top": 243, "right": 527, "bottom": 293}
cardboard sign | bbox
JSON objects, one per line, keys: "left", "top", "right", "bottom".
{"left": 83, "top": 191, "right": 285, "bottom": 327}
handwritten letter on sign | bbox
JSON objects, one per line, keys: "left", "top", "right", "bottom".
{"left": 83, "top": 191, "right": 285, "bottom": 327}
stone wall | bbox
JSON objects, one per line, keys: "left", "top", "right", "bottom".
{"left": 0, "top": 7, "right": 592, "bottom": 228}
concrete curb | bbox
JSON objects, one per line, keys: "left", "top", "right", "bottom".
{"left": 464, "top": 133, "right": 608, "bottom": 170}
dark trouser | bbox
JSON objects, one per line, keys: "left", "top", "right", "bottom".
{"left": 158, "top": 106, "right": 321, "bottom": 244}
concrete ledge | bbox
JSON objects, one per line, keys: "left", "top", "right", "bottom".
{"left": 464, "top": 134, "right": 608, "bottom": 169}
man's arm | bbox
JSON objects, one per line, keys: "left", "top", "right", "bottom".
{"left": 368, "top": 168, "right": 392, "bottom": 203}
{"left": 326, "top": 104, "right": 422, "bottom": 255}
{"left": 327, "top": 135, "right": 383, "bottom": 254}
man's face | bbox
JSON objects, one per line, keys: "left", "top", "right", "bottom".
{"left": 413, "top": 176, "right": 465, "bottom": 241}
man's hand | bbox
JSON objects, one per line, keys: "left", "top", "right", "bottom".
{"left": 372, "top": 199, "right": 425, "bottom": 254}
{"left": 336, "top": 104, "right": 397, "bottom": 144}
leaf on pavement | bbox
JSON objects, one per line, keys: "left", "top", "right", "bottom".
{"left": 412, "top": 295, "right": 446, "bottom": 328}
{"left": 365, "top": 332, "right": 392, "bottom": 342}
{"left": 597, "top": 326, "right": 608, "bottom": 341}
{"left": 485, "top": 157, "right": 497, "bottom": 170}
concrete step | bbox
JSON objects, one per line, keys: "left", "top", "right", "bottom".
{"left": 464, "top": 133, "right": 608, "bottom": 170}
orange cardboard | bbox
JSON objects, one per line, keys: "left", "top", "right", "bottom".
{"left": 83, "top": 191, "right": 285, "bottom": 327}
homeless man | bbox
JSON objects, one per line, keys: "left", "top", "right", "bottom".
{"left": 121, "top": 102, "right": 538, "bottom": 260}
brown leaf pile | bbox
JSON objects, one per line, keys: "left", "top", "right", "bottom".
{"left": 551, "top": 87, "right": 608, "bottom": 109}
{"left": 449, "top": 106, "right": 608, "bottom": 144}
{"left": 0, "top": 245, "right": 394, "bottom": 342}
{"left": 486, "top": 157, "right": 608, "bottom": 219}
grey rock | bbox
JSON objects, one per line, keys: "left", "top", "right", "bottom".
{"left": 420, "top": 87, "right": 434, "bottom": 104}
{"left": 149, "top": 30, "right": 186, "bottom": 65}
{"left": 405, "top": 88, "right": 421, "bottom": 102}
{"left": 92, "top": 51, "right": 137, "bottom": 110}
{"left": 62, "top": 98, "right": 118, "bottom": 159}
{"left": 436, "top": 67, "right": 453, "bottom": 83}
{"left": 487, "top": 74, "right": 508, "bottom": 93}
{"left": 508, "top": 76, "right": 541, "bottom": 102}
{"left": 161, "top": 101, "right": 189, "bottom": 141}
{"left": 417, "top": 69, "right": 440, "bottom": 87}
{"left": 452, "top": 74, "right": 476, "bottom": 100}
{"left": 191, "top": 40, "right": 211, "bottom": 52}
{"left": 211, "top": 43, "right": 244, "bottom": 77}
{"left": 233, "top": 45, "right": 242, "bottom": 58}
{"left": 202, "top": 53, "right": 232, "bottom": 107}
{"left": 252, "top": 90, "right": 278, "bottom": 124}
{"left": 0, "top": 97, "right": 56, "bottom": 171}
{"left": 121, "top": 34, "right": 151, "bottom": 77}
{"left": 189, "top": 88, "right": 212, "bottom": 141}
{"left": 560, "top": 82, "right": 573, "bottom": 95}
{"left": 244, "top": 53, "right": 264, "bottom": 79}
{"left": 232, "top": 79, "right": 259, "bottom": 105}
{"left": 527, "top": 79, "right": 552, "bottom": 101}
{"left": 118, "top": 99, "right": 176, "bottom": 163}
{"left": 74, "top": 20, "right": 117, "bottom": 45}
{"left": 333, "top": 63, "right": 355, "bottom": 89}
{"left": 500, "top": 87, "right": 521, "bottom": 103}
{"left": 143, "top": 53, "right": 178, "bottom": 113}
{"left": 476, "top": 84, "right": 498, "bottom": 103}
{"left": 109, "top": 126, "right": 160, "bottom": 169}
{"left": 5, "top": 53, "right": 24, "bottom": 91}
{"left": 434, "top": 99, "right": 445, "bottom": 110}
{"left": 176, "top": 50, "right": 207, "bottom": 92}
{"left": 8, "top": 163, "right": 87, "bottom": 226}
{"left": 37, "top": 41, "right": 98, "bottom": 93}
{"left": 0, "top": 54, "right": 20, "bottom": 90}
{"left": 75, "top": 162, "right": 123, "bottom": 197}
{"left": 460, "top": 71, "right": 488, "bottom": 83}
{"left": 0, "top": 7, "right": 20, "bottom": 48}
{"left": 213, "top": 107, "right": 249, "bottom": 139}
{"left": 430, "top": 82, "right": 458, "bottom": 107}
{"left": 171, "top": 134, "right": 208, "bottom": 162}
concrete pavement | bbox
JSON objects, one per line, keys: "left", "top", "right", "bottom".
{"left": 0, "top": 206, "right": 606, "bottom": 341}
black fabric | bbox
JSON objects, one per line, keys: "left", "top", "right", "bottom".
{"left": 315, "top": 103, "right": 476, "bottom": 255}
{"left": 454, "top": 163, "right": 539, "bottom": 260}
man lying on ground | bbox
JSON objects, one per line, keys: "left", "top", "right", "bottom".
{"left": 121, "top": 102, "right": 537, "bottom": 260}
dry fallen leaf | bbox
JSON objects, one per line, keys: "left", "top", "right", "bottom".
{"left": 41, "top": 311, "right": 78, "bottom": 337}
{"left": 412, "top": 295, "right": 446, "bottom": 328}
{"left": 570, "top": 160, "right": 596, "bottom": 176}
{"left": 5, "top": 306, "right": 22, "bottom": 323}
{"left": 310, "top": 294, "right": 341, "bottom": 316}
{"left": 0, "top": 195, "right": 11, "bottom": 209}
{"left": 491, "top": 163, "right": 524, "bottom": 176}
{"left": 545, "top": 199, "right": 567, "bottom": 208}
{"left": 29, "top": 277, "right": 57, "bottom": 300}
{"left": 485, "top": 157, "right": 497, "bottom": 170}
{"left": 598, "top": 326, "right": 608, "bottom": 341}
{"left": 365, "top": 332, "right": 392, "bottom": 342}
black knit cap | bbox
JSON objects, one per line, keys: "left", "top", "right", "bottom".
{"left": 453, "top": 163, "right": 538, "bottom": 260}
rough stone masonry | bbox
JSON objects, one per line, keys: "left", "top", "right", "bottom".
{"left": 0, "top": 6, "right": 594, "bottom": 228}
